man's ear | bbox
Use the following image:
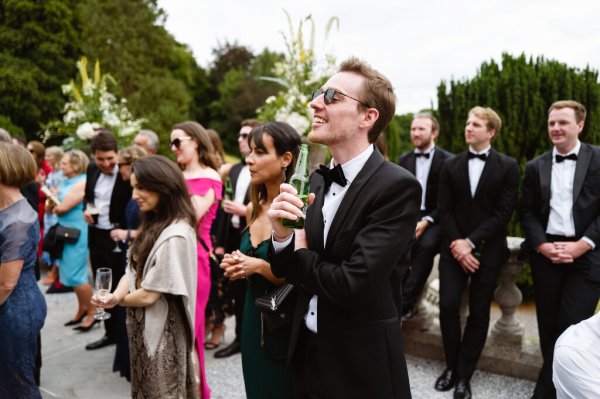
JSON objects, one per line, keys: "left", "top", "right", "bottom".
{"left": 360, "top": 108, "right": 379, "bottom": 130}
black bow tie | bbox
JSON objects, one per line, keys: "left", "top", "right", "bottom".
{"left": 414, "top": 152, "right": 430, "bottom": 159}
{"left": 555, "top": 153, "right": 578, "bottom": 163}
{"left": 468, "top": 152, "right": 488, "bottom": 161}
{"left": 316, "top": 164, "right": 347, "bottom": 190}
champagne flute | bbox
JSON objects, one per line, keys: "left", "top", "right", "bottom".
{"left": 112, "top": 223, "right": 122, "bottom": 253}
{"left": 112, "top": 239, "right": 122, "bottom": 253}
{"left": 94, "top": 268, "right": 112, "bottom": 320}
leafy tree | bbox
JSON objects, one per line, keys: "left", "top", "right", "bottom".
{"left": 206, "top": 43, "right": 281, "bottom": 153}
{"left": 76, "top": 0, "right": 206, "bottom": 153}
{"left": 384, "top": 113, "right": 414, "bottom": 162}
{"left": 0, "top": 0, "right": 81, "bottom": 139}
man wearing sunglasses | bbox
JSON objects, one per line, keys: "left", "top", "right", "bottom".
{"left": 213, "top": 118, "right": 260, "bottom": 359}
{"left": 268, "top": 57, "right": 420, "bottom": 398}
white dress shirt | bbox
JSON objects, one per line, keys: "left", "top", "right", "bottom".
{"left": 553, "top": 312, "right": 600, "bottom": 399}
{"left": 94, "top": 164, "right": 118, "bottom": 230}
{"left": 468, "top": 146, "right": 490, "bottom": 198}
{"left": 273, "top": 145, "right": 375, "bottom": 333}
{"left": 415, "top": 146, "right": 435, "bottom": 212}
{"left": 547, "top": 141, "right": 580, "bottom": 237}
{"left": 546, "top": 141, "right": 594, "bottom": 248}
{"left": 231, "top": 165, "right": 250, "bottom": 229}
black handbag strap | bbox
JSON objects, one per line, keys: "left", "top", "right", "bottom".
{"left": 198, "top": 236, "right": 210, "bottom": 253}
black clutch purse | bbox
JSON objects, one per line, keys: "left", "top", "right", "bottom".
{"left": 255, "top": 283, "right": 295, "bottom": 331}
{"left": 55, "top": 225, "right": 81, "bottom": 244}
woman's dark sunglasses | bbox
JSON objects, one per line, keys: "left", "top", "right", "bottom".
{"left": 311, "top": 88, "right": 370, "bottom": 108}
{"left": 169, "top": 136, "right": 192, "bottom": 149}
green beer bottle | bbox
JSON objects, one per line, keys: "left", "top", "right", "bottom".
{"left": 223, "top": 176, "right": 233, "bottom": 206}
{"left": 282, "top": 144, "right": 309, "bottom": 229}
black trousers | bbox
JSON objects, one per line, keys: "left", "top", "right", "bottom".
{"left": 292, "top": 326, "right": 328, "bottom": 399}
{"left": 224, "top": 225, "right": 246, "bottom": 341}
{"left": 438, "top": 248, "right": 501, "bottom": 380}
{"left": 88, "top": 226, "right": 127, "bottom": 340}
{"left": 530, "top": 247, "right": 600, "bottom": 399}
{"left": 402, "top": 222, "right": 442, "bottom": 314}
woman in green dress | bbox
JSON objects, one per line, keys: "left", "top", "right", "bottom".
{"left": 221, "top": 122, "right": 301, "bottom": 399}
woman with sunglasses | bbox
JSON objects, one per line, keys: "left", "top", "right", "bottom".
{"left": 221, "top": 122, "right": 301, "bottom": 399}
{"left": 170, "top": 121, "right": 222, "bottom": 399}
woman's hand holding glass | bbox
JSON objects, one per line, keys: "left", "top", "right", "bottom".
{"left": 91, "top": 292, "right": 121, "bottom": 309}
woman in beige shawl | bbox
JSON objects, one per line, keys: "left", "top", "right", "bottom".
{"left": 93, "top": 156, "right": 200, "bottom": 398}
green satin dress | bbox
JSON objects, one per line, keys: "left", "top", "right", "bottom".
{"left": 240, "top": 230, "right": 293, "bottom": 399}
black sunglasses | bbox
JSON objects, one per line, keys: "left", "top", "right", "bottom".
{"left": 238, "top": 133, "right": 249, "bottom": 139}
{"left": 311, "top": 88, "right": 371, "bottom": 108}
{"left": 117, "top": 162, "right": 131, "bottom": 168}
{"left": 169, "top": 136, "right": 192, "bottom": 149}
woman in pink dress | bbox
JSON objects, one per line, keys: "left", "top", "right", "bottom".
{"left": 171, "top": 121, "right": 222, "bottom": 399}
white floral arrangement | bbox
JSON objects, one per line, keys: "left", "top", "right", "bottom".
{"left": 43, "top": 57, "right": 144, "bottom": 149}
{"left": 257, "top": 12, "right": 338, "bottom": 136}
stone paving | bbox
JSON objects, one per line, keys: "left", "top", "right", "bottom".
{"left": 40, "top": 285, "right": 535, "bottom": 399}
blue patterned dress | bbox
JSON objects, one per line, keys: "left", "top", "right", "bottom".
{"left": 57, "top": 173, "right": 89, "bottom": 286}
{"left": 0, "top": 199, "right": 47, "bottom": 398}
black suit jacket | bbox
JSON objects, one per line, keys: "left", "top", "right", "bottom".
{"left": 270, "top": 149, "right": 421, "bottom": 399}
{"left": 398, "top": 147, "right": 453, "bottom": 223}
{"left": 84, "top": 162, "right": 132, "bottom": 232}
{"left": 438, "top": 149, "right": 519, "bottom": 269}
{"left": 519, "top": 143, "right": 600, "bottom": 281}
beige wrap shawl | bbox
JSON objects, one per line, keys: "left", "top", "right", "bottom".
{"left": 126, "top": 221, "right": 197, "bottom": 358}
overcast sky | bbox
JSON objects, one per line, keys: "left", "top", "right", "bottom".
{"left": 157, "top": 0, "right": 600, "bottom": 114}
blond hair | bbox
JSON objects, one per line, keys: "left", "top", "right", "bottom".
{"left": 0, "top": 142, "right": 37, "bottom": 187}
{"left": 65, "top": 150, "right": 90, "bottom": 175}
{"left": 119, "top": 145, "right": 147, "bottom": 164}
{"left": 468, "top": 106, "right": 502, "bottom": 134}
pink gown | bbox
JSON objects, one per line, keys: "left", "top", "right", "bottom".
{"left": 186, "top": 177, "right": 223, "bottom": 399}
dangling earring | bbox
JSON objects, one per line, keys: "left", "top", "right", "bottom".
{"left": 281, "top": 165, "right": 288, "bottom": 183}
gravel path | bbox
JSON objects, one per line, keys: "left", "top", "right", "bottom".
{"left": 41, "top": 287, "right": 535, "bottom": 398}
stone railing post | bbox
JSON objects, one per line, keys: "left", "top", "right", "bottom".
{"left": 490, "top": 236, "right": 525, "bottom": 346}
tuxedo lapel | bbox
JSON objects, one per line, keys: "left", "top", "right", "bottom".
{"left": 539, "top": 152, "right": 552, "bottom": 207}
{"left": 406, "top": 153, "right": 416, "bottom": 175}
{"left": 457, "top": 153, "right": 471, "bottom": 201}
{"left": 307, "top": 177, "right": 326, "bottom": 253}
{"left": 427, "top": 149, "right": 443, "bottom": 186}
{"left": 473, "top": 150, "right": 497, "bottom": 199}
{"left": 325, "top": 150, "right": 384, "bottom": 251}
{"left": 573, "top": 143, "right": 592, "bottom": 202}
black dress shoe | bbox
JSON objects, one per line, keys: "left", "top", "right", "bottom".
{"left": 85, "top": 335, "right": 115, "bottom": 350}
{"left": 454, "top": 378, "right": 472, "bottom": 399}
{"left": 435, "top": 368, "right": 457, "bottom": 391}
{"left": 214, "top": 341, "right": 241, "bottom": 358}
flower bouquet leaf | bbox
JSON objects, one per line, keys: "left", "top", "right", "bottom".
{"left": 43, "top": 57, "right": 145, "bottom": 149}
{"left": 257, "top": 11, "right": 338, "bottom": 137}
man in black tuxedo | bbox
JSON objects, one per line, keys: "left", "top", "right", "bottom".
{"left": 398, "top": 113, "right": 453, "bottom": 319}
{"left": 268, "top": 57, "right": 420, "bottom": 398}
{"left": 214, "top": 118, "right": 259, "bottom": 358}
{"left": 83, "top": 130, "right": 132, "bottom": 350}
{"left": 519, "top": 100, "right": 600, "bottom": 399}
{"left": 436, "top": 107, "right": 519, "bottom": 399}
